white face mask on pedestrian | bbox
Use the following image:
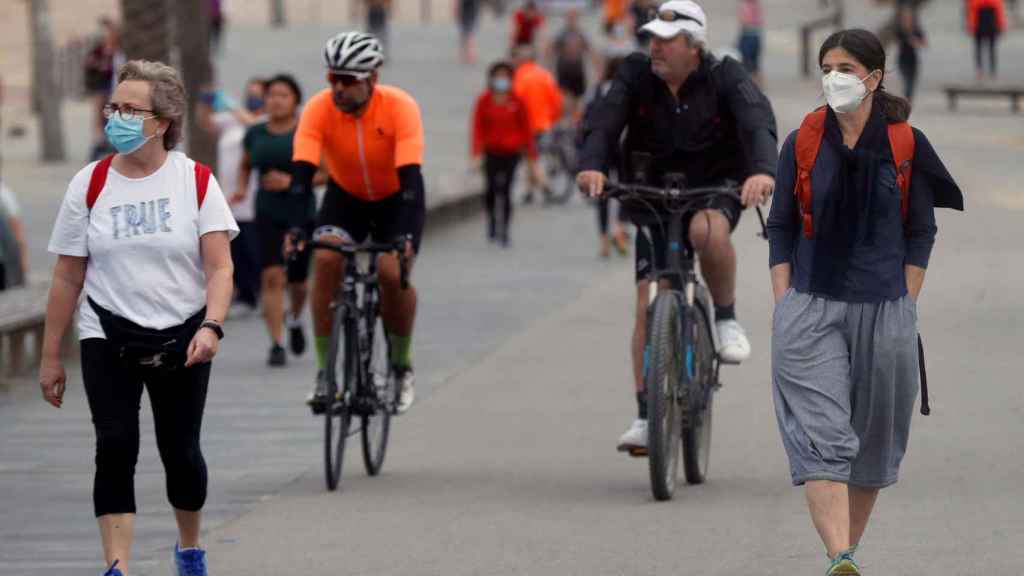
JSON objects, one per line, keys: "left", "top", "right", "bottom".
{"left": 822, "top": 70, "right": 878, "bottom": 114}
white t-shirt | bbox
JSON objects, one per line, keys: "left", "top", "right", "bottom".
{"left": 48, "top": 151, "right": 240, "bottom": 339}
{"left": 213, "top": 111, "right": 258, "bottom": 222}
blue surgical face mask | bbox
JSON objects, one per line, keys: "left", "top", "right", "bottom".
{"left": 245, "top": 94, "right": 265, "bottom": 112}
{"left": 491, "top": 76, "right": 511, "bottom": 93}
{"left": 104, "top": 112, "right": 156, "bottom": 154}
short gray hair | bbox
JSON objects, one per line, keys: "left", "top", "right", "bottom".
{"left": 117, "top": 60, "right": 186, "bottom": 150}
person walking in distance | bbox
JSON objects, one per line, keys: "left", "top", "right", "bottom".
{"left": 39, "top": 60, "right": 238, "bottom": 576}
{"left": 232, "top": 74, "right": 316, "bottom": 366}
{"left": 458, "top": 0, "right": 483, "bottom": 64}
{"left": 768, "top": 29, "right": 963, "bottom": 576}
{"left": 966, "top": 0, "right": 1009, "bottom": 81}
{"left": 471, "top": 61, "right": 536, "bottom": 246}
{"left": 736, "top": 0, "right": 764, "bottom": 86}
{"left": 896, "top": 2, "right": 926, "bottom": 102}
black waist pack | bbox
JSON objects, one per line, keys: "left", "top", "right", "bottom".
{"left": 88, "top": 297, "right": 205, "bottom": 371}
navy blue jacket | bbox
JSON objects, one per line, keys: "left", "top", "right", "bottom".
{"left": 768, "top": 127, "right": 943, "bottom": 303}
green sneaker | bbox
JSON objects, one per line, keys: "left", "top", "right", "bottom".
{"left": 827, "top": 550, "right": 861, "bottom": 576}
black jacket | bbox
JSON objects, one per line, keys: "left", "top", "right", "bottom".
{"left": 578, "top": 52, "right": 778, "bottom": 187}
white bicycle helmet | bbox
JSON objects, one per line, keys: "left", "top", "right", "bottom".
{"left": 323, "top": 32, "right": 384, "bottom": 75}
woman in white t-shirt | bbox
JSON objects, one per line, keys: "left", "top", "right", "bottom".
{"left": 39, "top": 60, "right": 238, "bottom": 576}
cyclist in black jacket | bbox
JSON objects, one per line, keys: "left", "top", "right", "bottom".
{"left": 576, "top": 0, "right": 778, "bottom": 452}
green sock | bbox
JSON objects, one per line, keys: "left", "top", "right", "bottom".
{"left": 388, "top": 332, "right": 413, "bottom": 369}
{"left": 315, "top": 336, "right": 330, "bottom": 371}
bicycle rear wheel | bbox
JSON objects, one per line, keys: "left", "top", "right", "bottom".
{"left": 682, "top": 303, "right": 715, "bottom": 485}
{"left": 543, "top": 135, "right": 576, "bottom": 205}
{"left": 324, "top": 308, "right": 355, "bottom": 491}
{"left": 645, "top": 292, "right": 684, "bottom": 501}
{"left": 361, "top": 312, "right": 393, "bottom": 476}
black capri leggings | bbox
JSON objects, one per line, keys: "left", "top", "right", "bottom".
{"left": 81, "top": 338, "right": 210, "bottom": 517}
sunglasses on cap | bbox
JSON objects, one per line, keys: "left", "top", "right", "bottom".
{"left": 656, "top": 9, "right": 703, "bottom": 26}
{"left": 328, "top": 72, "right": 370, "bottom": 87}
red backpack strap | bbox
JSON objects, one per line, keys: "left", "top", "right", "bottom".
{"left": 194, "top": 161, "right": 212, "bottom": 209}
{"left": 887, "top": 122, "right": 915, "bottom": 223}
{"left": 86, "top": 155, "right": 116, "bottom": 211}
{"left": 794, "top": 109, "right": 827, "bottom": 239}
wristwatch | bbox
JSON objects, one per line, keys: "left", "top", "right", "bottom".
{"left": 201, "top": 320, "right": 224, "bottom": 340}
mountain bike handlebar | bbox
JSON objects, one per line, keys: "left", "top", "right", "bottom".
{"left": 601, "top": 181, "right": 768, "bottom": 240}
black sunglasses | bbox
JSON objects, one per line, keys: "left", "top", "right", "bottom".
{"left": 328, "top": 73, "right": 368, "bottom": 87}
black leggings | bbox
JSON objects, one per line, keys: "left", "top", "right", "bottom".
{"left": 975, "top": 33, "right": 998, "bottom": 76}
{"left": 484, "top": 153, "right": 520, "bottom": 241}
{"left": 81, "top": 338, "right": 210, "bottom": 517}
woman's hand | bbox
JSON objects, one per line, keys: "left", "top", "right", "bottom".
{"left": 39, "top": 357, "right": 67, "bottom": 408}
{"left": 185, "top": 327, "right": 220, "bottom": 367}
{"left": 261, "top": 170, "right": 292, "bottom": 192}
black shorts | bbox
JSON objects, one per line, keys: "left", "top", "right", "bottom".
{"left": 557, "top": 64, "right": 587, "bottom": 98}
{"left": 634, "top": 195, "right": 742, "bottom": 283}
{"left": 257, "top": 218, "right": 312, "bottom": 283}
{"left": 317, "top": 179, "right": 426, "bottom": 253}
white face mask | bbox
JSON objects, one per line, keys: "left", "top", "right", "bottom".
{"left": 822, "top": 70, "right": 876, "bottom": 114}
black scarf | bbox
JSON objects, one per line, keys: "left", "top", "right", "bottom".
{"left": 810, "top": 106, "right": 892, "bottom": 296}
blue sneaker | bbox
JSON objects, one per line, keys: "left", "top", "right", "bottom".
{"left": 827, "top": 549, "right": 861, "bottom": 576}
{"left": 174, "top": 543, "right": 208, "bottom": 576}
{"left": 102, "top": 559, "right": 123, "bottom": 576}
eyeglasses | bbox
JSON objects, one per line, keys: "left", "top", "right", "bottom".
{"left": 102, "top": 103, "right": 156, "bottom": 121}
{"left": 328, "top": 73, "right": 369, "bottom": 88}
{"left": 656, "top": 9, "right": 703, "bottom": 26}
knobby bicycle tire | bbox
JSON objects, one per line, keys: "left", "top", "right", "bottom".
{"left": 324, "top": 307, "right": 355, "bottom": 491}
{"left": 361, "top": 311, "right": 393, "bottom": 476}
{"left": 682, "top": 303, "right": 715, "bottom": 485}
{"left": 645, "top": 292, "right": 684, "bottom": 501}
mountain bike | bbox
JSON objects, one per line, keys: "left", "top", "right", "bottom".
{"left": 605, "top": 175, "right": 766, "bottom": 501}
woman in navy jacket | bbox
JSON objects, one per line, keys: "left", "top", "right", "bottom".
{"left": 767, "top": 29, "right": 962, "bottom": 576}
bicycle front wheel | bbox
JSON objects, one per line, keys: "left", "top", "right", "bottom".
{"left": 361, "top": 313, "right": 393, "bottom": 476}
{"left": 324, "top": 308, "right": 355, "bottom": 491}
{"left": 682, "top": 303, "right": 715, "bottom": 485}
{"left": 645, "top": 292, "right": 684, "bottom": 501}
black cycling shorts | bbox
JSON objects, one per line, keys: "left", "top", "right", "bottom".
{"left": 316, "top": 179, "right": 426, "bottom": 253}
{"left": 634, "top": 195, "right": 742, "bottom": 283}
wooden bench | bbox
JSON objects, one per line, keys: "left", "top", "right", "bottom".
{"left": 0, "top": 281, "right": 73, "bottom": 379}
{"left": 944, "top": 85, "right": 1023, "bottom": 113}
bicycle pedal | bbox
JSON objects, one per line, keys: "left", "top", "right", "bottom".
{"left": 620, "top": 446, "right": 648, "bottom": 458}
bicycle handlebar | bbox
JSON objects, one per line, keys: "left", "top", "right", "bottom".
{"left": 600, "top": 181, "right": 768, "bottom": 240}
{"left": 287, "top": 227, "right": 411, "bottom": 289}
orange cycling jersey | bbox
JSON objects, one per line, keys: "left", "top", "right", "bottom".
{"left": 293, "top": 84, "right": 424, "bottom": 201}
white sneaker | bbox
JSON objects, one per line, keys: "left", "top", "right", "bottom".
{"left": 395, "top": 367, "right": 415, "bottom": 414}
{"left": 716, "top": 319, "right": 751, "bottom": 363}
{"left": 616, "top": 419, "right": 648, "bottom": 452}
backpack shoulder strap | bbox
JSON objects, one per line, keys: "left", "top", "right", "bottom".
{"left": 794, "top": 108, "right": 827, "bottom": 239}
{"left": 86, "top": 155, "right": 116, "bottom": 211}
{"left": 887, "top": 122, "right": 915, "bottom": 223}
{"left": 194, "top": 161, "right": 212, "bottom": 209}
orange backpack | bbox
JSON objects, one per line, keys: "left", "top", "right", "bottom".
{"left": 794, "top": 108, "right": 915, "bottom": 239}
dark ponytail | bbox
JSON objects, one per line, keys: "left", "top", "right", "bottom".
{"left": 819, "top": 28, "right": 912, "bottom": 123}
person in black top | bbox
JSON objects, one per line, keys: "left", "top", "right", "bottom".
{"left": 896, "top": 2, "right": 926, "bottom": 102}
{"left": 232, "top": 74, "right": 316, "bottom": 367}
{"left": 576, "top": 0, "right": 777, "bottom": 452}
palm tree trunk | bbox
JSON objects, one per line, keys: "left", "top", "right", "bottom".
{"left": 176, "top": 0, "right": 217, "bottom": 168}
{"left": 28, "top": 0, "right": 66, "bottom": 162}
{"left": 119, "top": 0, "right": 171, "bottom": 62}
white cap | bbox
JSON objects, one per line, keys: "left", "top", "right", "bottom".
{"left": 640, "top": 0, "right": 707, "bottom": 44}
